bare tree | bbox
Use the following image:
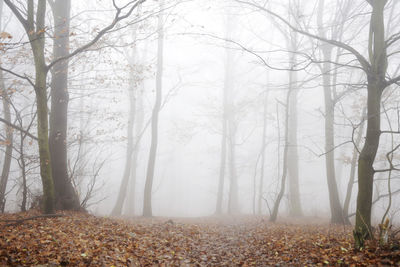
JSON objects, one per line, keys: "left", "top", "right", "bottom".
{"left": 0, "top": 0, "right": 12, "bottom": 211}
{"left": 3, "top": 0, "right": 146, "bottom": 213}
{"left": 143, "top": 0, "right": 164, "bottom": 217}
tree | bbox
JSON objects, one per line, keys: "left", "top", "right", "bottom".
{"left": 143, "top": 0, "right": 164, "bottom": 217}
{"left": 112, "top": 24, "right": 142, "bottom": 216}
{"left": 3, "top": 0, "right": 147, "bottom": 213}
{"left": 235, "top": 0, "right": 400, "bottom": 244}
{"left": 0, "top": 0, "right": 13, "bottom": 213}
{"left": 270, "top": 92, "right": 291, "bottom": 222}
{"left": 48, "top": 0, "right": 80, "bottom": 211}
{"left": 316, "top": 0, "right": 349, "bottom": 224}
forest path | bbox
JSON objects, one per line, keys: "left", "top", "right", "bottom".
{"left": 0, "top": 211, "right": 398, "bottom": 266}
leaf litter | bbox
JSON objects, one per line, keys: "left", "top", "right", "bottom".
{"left": 1, "top": 211, "right": 400, "bottom": 266}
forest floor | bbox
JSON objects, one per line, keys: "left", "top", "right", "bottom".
{"left": 1, "top": 211, "right": 400, "bottom": 266}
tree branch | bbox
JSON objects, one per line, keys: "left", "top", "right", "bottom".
{"left": 46, "top": 0, "right": 146, "bottom": 71}
{"left": 0, "top": 117, "right": 38, "bottom": 141}
{"left": 234, "top": 0, "right": 371, "bottom": 73}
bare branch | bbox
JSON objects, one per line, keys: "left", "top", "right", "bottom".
{"left": 234, "top": 0, "right": 371, "bottom": 72}
{"left": 0, "top": 117, "right": 38, "bottom": 141}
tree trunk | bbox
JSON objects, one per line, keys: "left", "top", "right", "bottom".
{"left": 4, "top": 0, "right": 55, "bottom": 213}
{"left": 143, "top": 1, "right": 164, "bottom": 217}
{"left": 227, "top": 120, "right": 239, "bottom": 214}
{"left": 125, "top": 91, "right": 143, "bottom": 215}
{"left": 28, "top": 0, "right": 55, "bottom": 214}
{"left": 287, "top": 38, "right": 302, "bottom": 216}
{"left": 343, "top": 108, "right": 366, "bottom": 219}
{"left": 215, "top": 99, "right": 227, "bottom": 215}
{"left": 317, "top": 0, "right": 346, "bottom": 224}
{"left": 112, "top": 69, "right": 137, "bottom": 216}
{"left": 270, "top": 90, "right": 291, "bottom": 222}
{"left": 322, "top": 50, "right": 345, "bottom": 224}
{"left": 355, "top": 0, "right": 388, "bottom": 243}
{"left": 49, "top": 0, "right": 80, "bottom": 211}
{"left": 0, "top": 68, "right": 12, "bottom": 213}
{"left": 257, "top": 91, "right": 268, "bottom": 215}
{"left": 20, "top": 130, "right": 27, "bottom": 211}
{"left": 0, "top": 0, "right": 12, "bottom": 214}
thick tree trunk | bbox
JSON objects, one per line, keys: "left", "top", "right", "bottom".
{"left": 355, "top": 0, "right": 387, "bottom": 243}
{"left": 143, "top": 1, "right": 164, "bottom": 217}
{"left": 355, "top": 81, "right": 383, "bottom": 239}
{"left": 49, "top": 0, "right": 80, "bottom": 211}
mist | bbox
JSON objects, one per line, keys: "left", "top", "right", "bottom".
{"left": 0, "top": 0, "right": 400, "bottom": 265}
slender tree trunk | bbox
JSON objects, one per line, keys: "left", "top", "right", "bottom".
{"left": 20, "top": 130, "right": 27, "bottom": 211}
{"left": 112, "top": 69, "right": 137, "bottom": 216}
{"left": 355, "top": 0, "right": 388, "bottom": 243}
{"left": 0, "top": 0, "right": 13, "bottom": 214}
{"left": 125, "top": 92, "right": 143, "bottom": 215}
{"left": 257, "top": 91, "right": 268, "bottom": 215}
{"left": 343, "top": 108, "right": 366, "bottom": 219}
{"left": 322, "top": 49, "right": 345, "bottom": 224}
{"left": 49, "top": 0, "right": 80, "bottom": 210}
{"left": 227, "top": 120, "right": 239, "bottom": 214}
{"left": 215, "top": 24, "right": 232, "bottom": 215}
{"left": 317, "top": 0, "right": 346, "bottom": 224}
{"left": 143, "top": 1, "right": 164, "bottom": 217}
{"left": 270, "top": 91, "right": 291, "bottom": 222}
{"left": 215, "top": 99, "right": 227, "bottom": 215}
{"left": 287, "top": 38, "right": 302, "bottom": 216}
{"left": 0, "top": 69, "right": 12, "bottom": 213}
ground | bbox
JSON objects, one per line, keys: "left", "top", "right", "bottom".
{"left": 0, "top": 211, "right": 400, "bottom": 266}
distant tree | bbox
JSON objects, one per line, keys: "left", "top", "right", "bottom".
{"left": 143, "top": 0, "right": 164, "bottom": 217}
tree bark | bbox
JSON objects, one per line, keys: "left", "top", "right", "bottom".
{"left": 30, "top": 0, "right": 55, "bottom": 214}
{"left": 49, "top": 0, "right": 80, "bottom": 211}
{"left": 355, "top": 0, "right": 388, "bottom": 242}
{"left": 143, "top": 0, "right": 164, "bottom": 217}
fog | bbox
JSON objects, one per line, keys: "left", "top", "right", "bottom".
{"left": 1, "top": 0, "right": 400, "bottom": 232}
